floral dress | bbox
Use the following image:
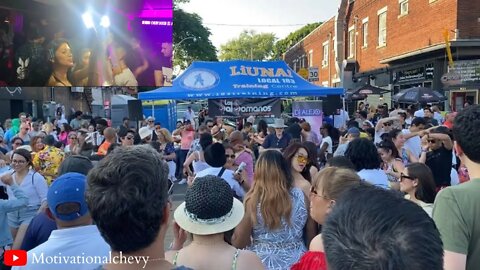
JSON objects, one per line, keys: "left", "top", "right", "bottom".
{"left": 247, "top": 187, "right": 308, "bottom": 270}
{"left": 32, "top": 146, "right": 65, "bottom": 185}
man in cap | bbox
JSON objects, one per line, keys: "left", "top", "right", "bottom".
{"left": 146, "top": 116, "right": 156, "bottom": 131}
{"left": 260, "top": 118, "right": 291, "bottom": 152}
{"left": 16, "top": 173, "right": 110, "bottom": 270}
{"left": 334, "top": 127, "right": 361, "bottom": 157}
{"left": 21, "top": 156, "right": 94, "bottom": 251}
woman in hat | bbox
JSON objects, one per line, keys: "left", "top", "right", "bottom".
{"left": 7, "top": 148, "right": 48, "bottom": 250}
{"left": 291, "top": 167, "right": 361, "bottom": 270}
{"left": 233, "top": 150, "right": 314, "bottom": 269}
{"left": 167, "top": 175, "right": 263, "bottom": 269}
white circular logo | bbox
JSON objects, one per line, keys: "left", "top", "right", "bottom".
{"left": 180, "top": 69, "right": 219, "bottom": 90}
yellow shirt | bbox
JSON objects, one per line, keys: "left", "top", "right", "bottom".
{"left": 33, "top": 146, "right": 65, "bottom": 185}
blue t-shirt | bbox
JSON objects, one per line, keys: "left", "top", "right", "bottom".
{"left": 20, "top": 212, "right": 57, "bottom": 251}
{"left": 262, "top": 132, "right": 292, "bottom": 151}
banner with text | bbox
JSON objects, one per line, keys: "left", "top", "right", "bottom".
{"left": 293, "top": 101, "right": 323, "bottom": 143}
{"left": 208, "top": 98, "right": 281, "bottom": 118}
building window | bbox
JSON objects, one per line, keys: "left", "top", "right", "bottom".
{"left": 399, "top": 0, "right": 408, "bottom": 16}
{"left": 309, "top": 50, "right": 313, "bottom": 67}
{"left": 378, "top": 7, "right": 387, "bottom": 47}
{"left": 322, "top": 42, "right": 329, "bottom": 68}
{"left": 362, "top": 21, "right": 368, "bottom": 47}
{"left": 348, "top": 27, "right": 355, "bottom": 58}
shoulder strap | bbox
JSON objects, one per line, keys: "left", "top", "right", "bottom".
{"left": 217, "top": 167, "right": 226, "bottom": 178}
{"left": 172, "top": 251, "right": 180, "bottom": 266}
{"left": 232, "top": 249, "right": 240, "bottom": 270}
{"left": 31, "top": 171, "right": 36, "bottom": 185}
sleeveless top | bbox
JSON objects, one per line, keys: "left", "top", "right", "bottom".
{"left": 248, "top": 187, "right": 308, "bottom": 269}
{"left": 173, "top": 249, "right": 240, "bottom": 270}
{"left": 192, "top": 151, "right": 210, "bottom": 174}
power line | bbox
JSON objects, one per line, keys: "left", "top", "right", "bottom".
{"left": 204, "top": 22, "right": 317, "bottom": 27}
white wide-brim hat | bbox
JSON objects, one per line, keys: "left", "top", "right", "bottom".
{"left": 174, "top": 198, "right": 244, "bottom": 235}
{"left": 138, "top": 127, "right": 152, "bottom": 140}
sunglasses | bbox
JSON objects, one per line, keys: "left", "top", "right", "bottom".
{"left": 148, "top": 120, "right": 154, "bottom": 123}
{"left": 69, "top": 136, "right": 77, "bottom": 139}
{"left": 383, "top": 123, "right": 392, "bottom": 127}
{"left": 13, "top": 142, "right": 22, "bottom": 146}
{"left": 225, "top": 155, "right": 235, "bottom": 159}
{"left": 125, "top": 136, "right": 134, "bottom": 140}
{"left": 428, "top": 140, "right": 437, "bottom": 144}
{"left": 400, "top": 173, "right": 415, "bottom": 180}
{"left": 295, "top": 155, "right": 308, "bottom": 164}
{"left": 207, "top": 125, "right": 214, "bottom": 128}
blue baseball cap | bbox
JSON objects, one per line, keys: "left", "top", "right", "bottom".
{"left": 347, "top": 127, "right": 361, "bottom": 136}
{"left": 47, "top": 173, "right": 88, "bottom": 221}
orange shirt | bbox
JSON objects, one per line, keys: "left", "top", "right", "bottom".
{"left": 97, "top": 141, "right": 112, "bottom": 156}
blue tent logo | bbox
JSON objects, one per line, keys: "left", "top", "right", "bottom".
{"left": 180, "top": 69, "right": 219, "bottom": 90}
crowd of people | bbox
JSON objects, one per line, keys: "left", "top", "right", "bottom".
{"left": 0, "top": 102, "right": 477, "bottom": 270}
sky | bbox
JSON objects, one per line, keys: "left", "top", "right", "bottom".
{"left": 179, "top": 0, "right": 340, "bottom": 51}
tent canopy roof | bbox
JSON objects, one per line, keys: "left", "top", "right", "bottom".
{"left": 139, "top": 60, "right": 344, "bottom": 100}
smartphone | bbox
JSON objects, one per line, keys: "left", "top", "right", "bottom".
{"left": 168, "top": 179, "right": 174, "bottom": 195}
{"left": 235, "top": 162, "right": 246, "bottom": 175}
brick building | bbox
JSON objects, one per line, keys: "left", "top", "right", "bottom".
{"left": 284, "top": 0, "right": 480, "bottom": 111}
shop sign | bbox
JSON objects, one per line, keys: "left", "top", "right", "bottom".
{"left": 395, "top": 63, "right": 435, "bottom": 83}
{"left": 445, "top": 60, "right": 480, "bottom": 85}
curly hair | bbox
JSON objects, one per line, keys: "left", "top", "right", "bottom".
{"left": 453, "top": 105, "right": 480, "bottom": 163}
{"left": 345, "top": 138, "right": 381, "bottom": 171}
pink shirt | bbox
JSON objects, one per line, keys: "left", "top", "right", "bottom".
{"left": 180, "top": 130, "right": 195, "bottom": 150}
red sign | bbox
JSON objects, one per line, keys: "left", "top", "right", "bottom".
{"left": 4, "top": 250, "right": 27, "bottom": 266}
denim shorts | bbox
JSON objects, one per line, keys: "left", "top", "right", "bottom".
{"left": 8, "top": 206, "right": 39, "bottom": 228}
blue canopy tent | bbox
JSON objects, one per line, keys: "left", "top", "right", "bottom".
{"left": 138, "top": 60, "right": 344, "bottom": 100}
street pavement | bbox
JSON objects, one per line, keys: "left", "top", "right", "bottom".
{"left": 165, "top": 182, "right": 188, "bottom": 247}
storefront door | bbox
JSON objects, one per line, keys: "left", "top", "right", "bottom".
{"left": 450, "top": 90, "right": 478, "bottom": 111}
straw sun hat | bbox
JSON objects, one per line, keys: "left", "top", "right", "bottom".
{"left": 174, "top": 175, "right": 244, "bottom": 235}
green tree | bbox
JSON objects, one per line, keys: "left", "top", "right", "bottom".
{"left": 219, "top": 30, "right": 276, "bottom": 61}
{"left": 172, "top": 7, "right": 218, "bottom": 69}
{"left": 272, "top": 22, "right": 322, "bottom": 59}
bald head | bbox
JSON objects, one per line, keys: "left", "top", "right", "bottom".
{"left": 104, "top": 127, "right": 116, "bottom": 141}
{"left": 229, "top": 130, "right": 244, "bottom": 146}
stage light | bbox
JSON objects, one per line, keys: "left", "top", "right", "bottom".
{"left": 82, "top": 12, "right": 95, "bottom": 29}
{"left": 100, "top": 16, "right": 111, "bottom": 28}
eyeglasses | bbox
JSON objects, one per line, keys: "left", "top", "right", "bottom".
{"left": 383, "top": 123, "right": 392, "bottom": 127}
{"left": 295, "top": 155, "right": 308, "bottom": 164}
{"left": 207, "top": 125, "right": 214, "bottom": 128}
{"left": 428, "top": 139, "right": 436, "bottom": 144}
{"left": 13, "top": 142, "right": 22, "bottom": 146}
{"left": 148, "top": 120, "right": 154, "bottom": 123}
{"left": 12, "top": 159, "right": 26, "bottom": 164}
{"left": 310, "top": 186, "right": 329, "bottom": 200}
{"left": 400, "top": 173, "right": 415, "bottom": 181}
{"left": 69, "top": 136, "right": 77, "bottom": 140}
{"left": 225, "top": 154, "right": 235, "bottom": 159}
{"left": 125, "top": 136, "right": 134, "bottom": 140}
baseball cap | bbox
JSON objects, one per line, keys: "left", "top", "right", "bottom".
{"left": 347, "top": 127, "right": 360, "bottom": 136}
{"left": 47, "top": 173, "right": 88, "bottom": 221}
